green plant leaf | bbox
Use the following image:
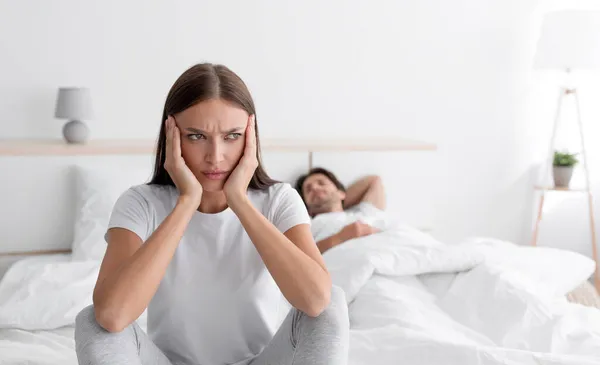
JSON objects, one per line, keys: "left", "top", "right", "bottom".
{"left": 553, "top": 150, "right": 579, "bottom": 167}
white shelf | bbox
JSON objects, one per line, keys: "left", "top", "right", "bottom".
{"left": 0, "top": 139, "right": 156, "bottom": 156}
{"left": 0, "top": 138, "right": 437, "bottom": 156}
{"left": 535, "top": 185, "right": 589, "bottom": 192}
{"left": 262, "top": 138, "right": 437, "bottom": 152}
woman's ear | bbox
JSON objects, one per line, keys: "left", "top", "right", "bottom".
{"left": 338, "top": 190, "right": 347, "bottom": 200}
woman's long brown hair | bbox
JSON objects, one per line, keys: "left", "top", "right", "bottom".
{"left": 149, "top": 63, "right": 277, "bottom": 190}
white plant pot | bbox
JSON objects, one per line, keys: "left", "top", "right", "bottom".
{"left": 553, "top": 166, "right": 574, "bottom": 188}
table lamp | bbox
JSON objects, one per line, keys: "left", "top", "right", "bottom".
{"left": 54, "top": 87, "right": 93, "bottom": 144}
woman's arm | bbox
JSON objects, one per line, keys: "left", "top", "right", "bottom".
{"left": 93, "top": 116, "right": 203, "bottom": 332}
{"left": 222, "top": 116, "right": 331, "bottom": 317}
{"left": 229, "top": 196, "right": 332, "bottom": 317}
{"left": 93, "top": 196, "right": 198, "bottom": 332}
{"left": 343, "top": 175, "right": 386, "bottom": 210}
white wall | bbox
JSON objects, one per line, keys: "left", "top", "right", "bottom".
{"left": 2, "top": 0, "right": 598, "bottom": 258}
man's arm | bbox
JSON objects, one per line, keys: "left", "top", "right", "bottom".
{"left": 344, "top": 175, "right": 386, "bottom": 210}
{"left": 316, "top": 234, "right": 343, "bottom": 254}
{"left": 316, "top": 221, "right": 379, "bottom": 254}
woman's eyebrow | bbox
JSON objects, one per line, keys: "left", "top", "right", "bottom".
{"left": 184, "top": 127, "right": 244, "bottom": 134}
{"left": 224, "top": 127, "right": 245, "bottom": 134}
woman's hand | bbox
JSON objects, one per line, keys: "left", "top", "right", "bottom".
{"left": 164, "top": 116, "right": 203, "bottom": 205}
{"left": 224, "top": 114, "right": 257, "bottom": 204}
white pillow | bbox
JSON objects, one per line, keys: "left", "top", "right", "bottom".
{"left": 71, "top": 163, "right": 153, "bottom": 261}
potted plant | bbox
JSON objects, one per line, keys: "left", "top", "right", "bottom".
{"left": 553, "top": 150, "right": 579, "bottom": 188}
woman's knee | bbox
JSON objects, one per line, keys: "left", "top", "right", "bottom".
{"left": 75, "top": 305, "right": 128, "bottom": 343}
{"left": 315, "top": 285, "right": 349, "bottom": 330}
{"left": 297, "top": 286, "right": 349, "bottom": 354}
{"left": 75, "top": 305, "right": 104, "bottom": 345}
{"left": 76, "top": 305, "right": 96, "bottom": 329}
{"left": 74, "top": 305, "right": 141, "bottom": 363}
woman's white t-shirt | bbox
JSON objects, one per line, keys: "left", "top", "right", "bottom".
{"left": 105, "top": 182, "right": 311, "bottom": 365}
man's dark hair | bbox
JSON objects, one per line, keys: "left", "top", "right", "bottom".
{"left": 295, "top": 167, "right": 346, "bottom": 208}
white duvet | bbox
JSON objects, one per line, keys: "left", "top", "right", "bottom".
{"left": 323, "top": 226, "right": 600, "bottom": 364}
{"left": 1, "top": 225, "right": 599, "bottom": 365}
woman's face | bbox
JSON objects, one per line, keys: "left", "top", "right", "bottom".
{"left": 173, "top": 98, "right": 249, "bottom": 193}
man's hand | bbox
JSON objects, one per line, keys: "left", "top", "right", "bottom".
{"left": 343, "top": 175, "right": 386, "bottom": 211}
{"left": 337, "top": 221, "right": 380, "bottom": 242}
{"left": 317, "top": 221, "right": 380, "bottom": 254}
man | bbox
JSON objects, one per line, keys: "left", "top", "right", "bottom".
{"left": 295, "top": 167, "right": 387, "bottom": 253}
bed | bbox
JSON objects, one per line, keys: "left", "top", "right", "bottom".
{"left": 1, "top": 236, "right": 599, "bottom": 365}
{"left": 0, "top": 139, "right": 599, "bottom": 365}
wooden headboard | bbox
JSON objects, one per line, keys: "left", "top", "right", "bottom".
{"left": 0, "top": 138, "right": 437, "bottom": 257}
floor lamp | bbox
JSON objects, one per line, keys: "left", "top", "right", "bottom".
{"left": 532, "top": 10, "right": 600, "bottom": 292}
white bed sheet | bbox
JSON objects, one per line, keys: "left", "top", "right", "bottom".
{"left": 1, "top": 225, "right": 599, "bottom": 365}
{"left": 0, "top": 327, "right": 77, "bottom": 365}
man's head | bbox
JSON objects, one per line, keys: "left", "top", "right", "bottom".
{"left": 295, "top": 167, "right": 346, "bottom": 217}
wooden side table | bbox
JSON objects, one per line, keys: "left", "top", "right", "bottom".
{"left": 531, "top": 88, "right": 599, "bottom": 292}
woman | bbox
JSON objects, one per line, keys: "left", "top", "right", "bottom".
{"left": 74, "top": 63, "right": 349, "bottom": 365}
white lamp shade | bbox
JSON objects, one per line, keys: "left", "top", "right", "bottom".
{"left": 534, "top": 10, "right": 600, "bottom": 70}
{"left": 54, "top": 87, "right": 93, "bottom": 120}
